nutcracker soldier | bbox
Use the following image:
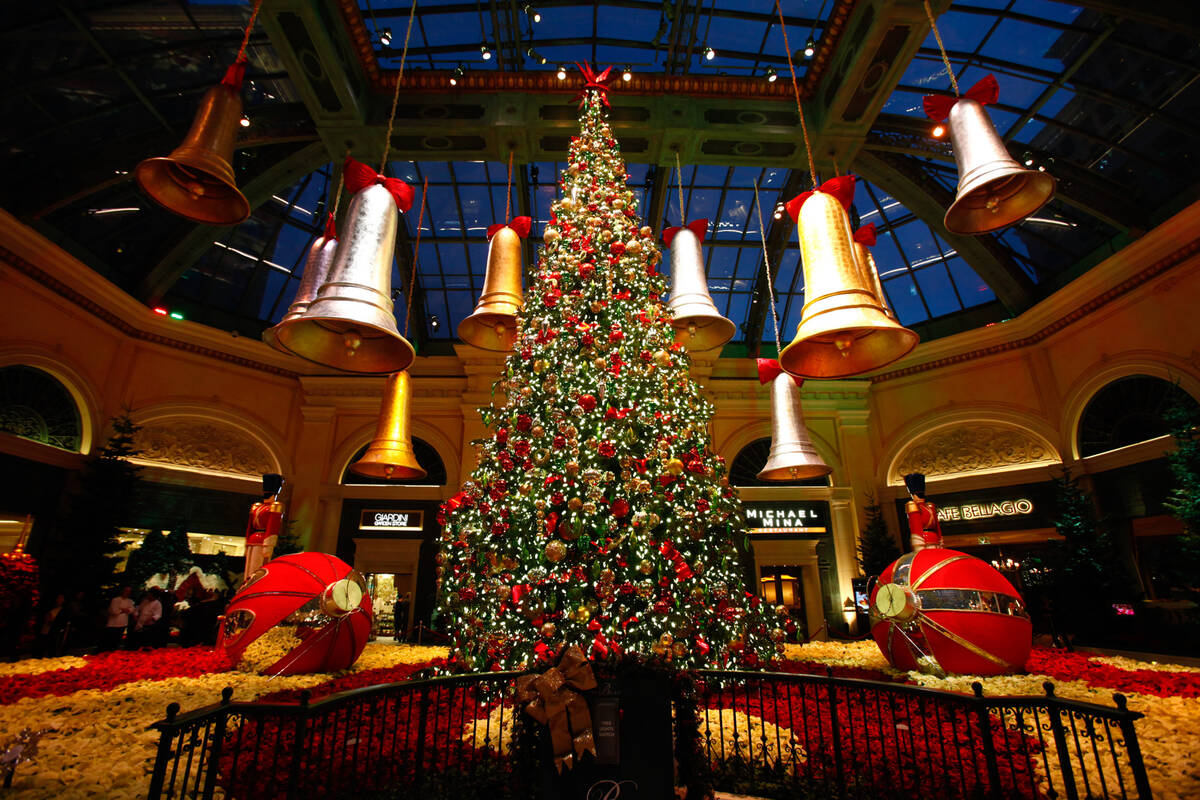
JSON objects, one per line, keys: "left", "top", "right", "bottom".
{"left": 244, "top": 473, "right": 284, "bottom": 582}
{"left": 903, "top": 472, "right": 943, "bottom": 551}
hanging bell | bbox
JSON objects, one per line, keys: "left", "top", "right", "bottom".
{"left": 135, "top": 64, "right": 250, "bottom": 225}
{"left": 664, "top": 219, "right": 735, "bottom": 351}
{"left": 852, "top": 225, "right": 895, "bottom": 320}
{"left": 457, "top": 219, "right": 529, "bottom": 351}
{"left": 779, "top": 178, "right": 918, "bottom": 378}
{"left": 264, "top": 215, "right": 339, "bottom": 354}
{"left": 758, "top": 367, "right": 831, "bottom": 482}
{"left": 273, "top": 165, "right": 415, "bottom": 374}
{"left": 927, "top": 75, "right": 1055, "bottom": 235}
{"left": 351, "top": 371, "right": 426, "bottom": 481}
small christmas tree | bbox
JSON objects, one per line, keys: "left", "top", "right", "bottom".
{"left": 857, "top": 494, "right": 901, "bottom": 578}
{"left": 126, "top": 525, "right": 194, "bottom": 588}
{"left": 44, "top": 413, "right": 144, "bottom": 597}
{"left": 435, "top": 67, "right": 772, "bottom": 671}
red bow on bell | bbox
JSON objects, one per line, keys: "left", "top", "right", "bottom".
{"left": 342, "top": 155, "right": 414, "bottom": 212}
{"left": 923, "top": 74, "right": 999, "bottom": 122}
{"left": 323, "top": 213, "right": 338, "bottom": 241}
{"left": 853, "top": 223, "right": 876, "bottom": 247}
{"left": 220, "top": 59, "right": 247, "bottom": 90}
{"left": 662, "top": 218, "right": 708, "bottom": 247}
{"left": 784, "top": 175, "right": 856, "bottom": 221}
{"left": 574, "top": 62, "right": 616, "bottom": 107}
{"left": 757, "top": 358, "right": 803, "bottom": 387}
{"left": 486, "top": 216, "right": 532, "bottom": 240}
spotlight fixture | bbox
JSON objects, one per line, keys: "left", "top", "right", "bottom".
{"left": 430, "top": 314, "right": 441, "bottom": 331}
{"left": 526, "top": 47, "right": 547, "bottom": 65}
{"left": 803, "top": 37, "right": 815, "bottom": 58}
{"left": 556, "top": 64, "right": 567, "bottom": 80}
{"left": 379, "top": 28, "right": 392, "bottom": 47}
{"left": 765, "top": 67, "right": 778, "bottom": 83}
{"left": 239, "top": 115, "right": 250, "bottom": 127}
{"left": 1023, "top": 151, "right": 1034, "bottom": 166}
{"left": 931, "top": 124, "right": 946, "bottom": 138}
{"left": 773, "top": 202, "right": 785, "bottom": 220}
{"left": 622, "top": 66, "right": 632, "bottom": 82}
{"left": 450, "top": 64, "right": 465, "bottom": 86}
{"left": 703, "top": 46, "right": 716, "bottom": 61}
{"left": 522, "top": 3, "right": 541, "bottom": 23}
{"left": 480, "top": 43, "right": 492, "bottom": 61}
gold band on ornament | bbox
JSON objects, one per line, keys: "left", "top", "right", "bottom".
{"left": 910, "top": 555, "right": 975, "bottom": 591}
{"left": 914, "top": 611, "right": 1013, "bottom": 668}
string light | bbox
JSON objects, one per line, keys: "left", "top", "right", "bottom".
{"left": 480, "top": 43, "right": 492, "bottom": 60}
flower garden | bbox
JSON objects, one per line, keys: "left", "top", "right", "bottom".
{"left": 0, "top": 641, "right": 1197, "bottom": 799}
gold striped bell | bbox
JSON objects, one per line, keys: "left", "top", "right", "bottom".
{"left": 351, "top": 371, "right": 426, "bottom": 480}
{"left": 458, "top": 218, "right": 529, "bottom": 351}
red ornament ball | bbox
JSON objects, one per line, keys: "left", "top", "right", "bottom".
{"left": 219, "top": 553, "right": 372, "bottom": 676}
{"left": 869, "top": 549, "right": 1032, "bottom": 676}
{"left": 578, "top": 394, "right": 597, "bottom": 412}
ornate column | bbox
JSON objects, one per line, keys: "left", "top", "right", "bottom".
{"left": 290, "top": 403, "right": 337, "bottom": 553}
{"left": 454, "top": 344, "right": 507, "bottom": 476}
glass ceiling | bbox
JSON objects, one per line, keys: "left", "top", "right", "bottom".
{"left": 361, "top": 0, "right": 834, "bottom": 77}
{"left": 9, "top": 0, "right": 1199, "bottom": 353}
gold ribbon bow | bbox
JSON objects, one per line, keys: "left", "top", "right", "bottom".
{"left": 516, "top": 645, "right": 598, "bottom": 772}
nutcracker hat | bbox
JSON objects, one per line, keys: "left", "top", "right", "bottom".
{"left": 903, "top": 472, "right": 926, "bottom": 497}
{"left": 262, "top": 473, "right": 284, "bottom": 497}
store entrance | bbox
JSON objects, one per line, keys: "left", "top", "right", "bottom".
{"left": 363, "top": 572, "right": 415, "bottom": 640}
{"left": 758, "top": 564, "right": 810, "bottom": 641}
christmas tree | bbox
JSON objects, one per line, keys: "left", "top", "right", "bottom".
{"left": 856, "top": 494, "right": 901, "bottom": 578}
{"left": 435, "top": 68, "right": 773, "bottom": 671}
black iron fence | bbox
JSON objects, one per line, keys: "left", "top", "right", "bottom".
{"left": 147, "top": 667, "right": 1152, "bottom": 800}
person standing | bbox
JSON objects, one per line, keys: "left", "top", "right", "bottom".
{"left": 100, "top": 586, "right": 134, "bottom": 651}
{"left": 35, "top": 594, "right": 67, "bottom": 657}
{"left": 395, "top": 592, "right": 411, "bottom": 642}
{"left": 132, "top": 587, "right": 164, "bottom": 649}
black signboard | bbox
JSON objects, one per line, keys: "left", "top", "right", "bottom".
{"left": 893, "top": 481, "right": 1056, "bottom": 537}
{"left": 742, "top": 501, "right": 830, "bottom": 535}
{"left": 358, "top": 509, "right": 424, "bottom": 532}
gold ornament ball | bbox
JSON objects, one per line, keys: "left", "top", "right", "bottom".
{"left": 541, "top": 621, "right": 558, "bottom": 638}
{"left": 531, "top": 424, "right": 544, "bottom": 438}
{"left": 533, "top": 359, "right": 548, "bottom": 373}
{"left": 565, "top": 461, "right": 581, "bottom": 476}
{"left": 543, "top": 227, "right": 561, "bottom": 245}
{"left": 637, "top": 559, "right": 654, "bottom": 575}
{"left": 665, "top": 458, "right": 685, "bottom": 476}
{"left": 568, "top": 496, "right": 584, "bottom": 511}
{"left": 573, "top": 605, "right": 591, "bottom": 623}
{"left": 590, "top": 300, "right": 605, "bottom": 313}
{"left": 639, "top": 226, "right": 653, "bottom": 238}
{"left": 770, "top": 627, "right": 786, "bottom": 642}
{"left": 545, "top": 540, "right": 568, "bottom": 563}
{"left": 600, "top": 568, "right": 615, "bottom": 583}
{"left": 593, "top": 357, "right": 607, "bottom": 369}
{"left": 658, "top": 632, "right": 674, "bottom": 647}
{"left": 654, "top": 349, "right": 671, "bottom": 367}
{"left": 672, "top": 640, "right": 688, "bottom": 658}
{"left": 690, "top": 586, "right": 705, "bottom": 602}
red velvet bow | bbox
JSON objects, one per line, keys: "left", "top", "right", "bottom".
{"left": 659, "top": 540, "right": 693, "bottom": 580}
{"left": 662, "top": 218, "right": 708, "bottom": 247}
{"left": 444, "top": 490, "right": 469, "bottom": 513}
{"left": 487, "top": 216, "right": 532, "bottom": 240}
{"left": 923, "top": 73, "right": 999, "bottom": 122}
{"left": 853, "top": 223, "right": 876, "bottom": 247}
{"left": 512, "top": 584, "right": 532, "bottom": 605}
{"left": 784, "top": 175, "right": 856, "bottom": 221}
{"left": 323, "top": 212, "right": 338, "bottom": 241}
{"left": 220, "top": 60, "right": 246, "bottom": 90}
{"left": 574, "top": 62, "right": 616, "bottom": 107}
{"left": 342, "top": 155, "right": 414, "bottom": 212}
{"left": 757, "top": 358, "right": 803, "bottom": 388}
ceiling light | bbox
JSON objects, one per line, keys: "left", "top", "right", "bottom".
{"left": 804, "top": 38, "right": 815, "bottom": 58}
{"left": 704, "top": 47, "right": 716, "bottom": 61}
{"left": 556, "top": 64, "right": 567, "bottom": 80}
{"left": 379, "top": 28, "right": 392, "bottom": 47}
{"left": 450, "top": 65, "right": 465, "bottom": 86}
{"left": 622, "top": 66, "right": 632, "bottom": 82}
{"left": 87, "top": 207, "right": 140, "bottom": 216}
{"left": 765, "top": 67, "right": 778, "bottom": 83}
{"left": 931, "top": 124, "right": 945, "bottom": 138}
{"left": 523, "top": 4, "right": 541, "bottom": 23}
{"left": 239, "top": 115, "right": 250, "bottom": 127}
{"left": 480, "top": 44, "right": 492, "bottom": 60}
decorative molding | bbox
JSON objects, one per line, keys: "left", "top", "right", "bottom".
{"left": 888, "top": 423, "right": 1061, "bottom": 485}
{"left": 133, "top": 421, "right": 275, "bottom": 478}
{"left": 334, "top": 0, "right": 855, "bottom": 99}
{"left": 0, "top": 246, "right": 301, "bottom": 380}
{"left": 871, "top": 237, "right": 1200, "bottom": 384}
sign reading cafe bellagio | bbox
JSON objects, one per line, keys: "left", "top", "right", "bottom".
{"left": 937, "top": 498, "right": 1034, "bottom": 522}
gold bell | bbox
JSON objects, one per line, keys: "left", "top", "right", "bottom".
{"left": 351, "top": 371, "right": 426, "bottom": 481}
{"left": 263, "top": 217, "right": 339, "bottom": 354}
{"left": 852, "top": 226, "right": 895, "bottom": 320}
{"left": 458, "top": 224, "right": 525, "bottom": 351}
{"left": 665, "top": 220, "right": 735, "bottom": 351}
{"left": 779, "top": 186, "right": 917, "bottom": 378}
{"left": 943, "top": 98, "right": 1055, "bottom": 235}
{"left": 135, "top": 68, "right": 249, "bottom": 225}
{"left": 758, "top": 369, "right": 831, "bottom": 482}
{"left": 273, "top": 182, "right": 415, "bottom": 374}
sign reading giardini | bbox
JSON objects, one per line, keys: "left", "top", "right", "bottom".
{"left": 358, "top": 509, "right": 424, "bottom": 532}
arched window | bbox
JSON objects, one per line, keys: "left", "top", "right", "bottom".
{"left": 0, "top": 365, "right": 83, "bottom": 452}
{"left": 1078, "top": 376, "right": 1199, "bottom": 458}
{"left": 340, "top": 437, "right": 447, "bottom": 486}
{"left": 729, "top": 437, "right": 832, "bottom": 487}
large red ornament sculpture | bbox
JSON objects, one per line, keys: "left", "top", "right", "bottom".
{"left": 218, "top": 552, "right": 372, "bottom": 676}
{"left": 869, "top": 548, "right": 1031, "bottom": 676}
